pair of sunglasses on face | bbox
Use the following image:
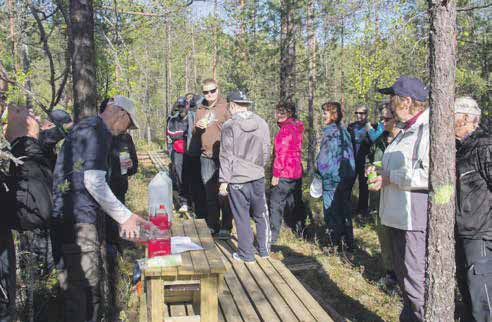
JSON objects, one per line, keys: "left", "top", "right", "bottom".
{"left": 354, "top": 111, "right": 367, "bottom": 115}
{"left": 203, "top": 88, "right": 217, "bottom": 95}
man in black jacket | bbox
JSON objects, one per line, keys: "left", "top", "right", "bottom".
{"left": 0, "top": 104, "right": 53, "bottom": 322}
{"left": 454, "top": 96, "right": 492, "bottom": 322}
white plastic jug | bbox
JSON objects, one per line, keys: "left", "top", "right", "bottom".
{"left": 148, "top": 171, "right": 173, "bottom": 221}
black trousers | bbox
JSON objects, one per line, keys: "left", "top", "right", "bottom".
{"left": 457, "top": 238, "right": 492, "bottom": 322}
{"left": 171, "top": 151, "right": 189, "bottom": 207}
{"left": 269, "top": 178, "right": 305, "bottom": 244}
{"left": 0, "top": 228, "right": 15, "bottom": 322}
{"left": 183, "top": 154, "right": 207, "bottom": 219}
{"left": 200, "top": 157, "right": 232, "bottom": 233}
{"left": 351, "top": 157, "right": 369, "bottom": 213}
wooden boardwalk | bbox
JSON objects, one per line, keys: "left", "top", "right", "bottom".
{"left": 161, "top": 239, "right": 333, "bottom": 322}
{"left": 144, "top": 151, "right": 336, "bottom": 321}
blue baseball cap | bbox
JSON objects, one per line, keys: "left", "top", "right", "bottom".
{"left": 49, "top": 109, "right": 72, "bottom": 125}
{"left": 377, "top": 76, "right": 428, "bottom": 101}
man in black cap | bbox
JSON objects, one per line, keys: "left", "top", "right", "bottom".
{"left": 167, "top": 96, "right": 192, "bottom": 213}
{"left": 219, "top": 90, "right": 271, "bottom": 262}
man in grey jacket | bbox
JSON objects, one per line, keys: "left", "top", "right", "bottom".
{"left": 219, "top": 90, "right": 271, "bottom": 262}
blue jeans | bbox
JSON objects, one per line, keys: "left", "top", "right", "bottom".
{"left": 322, "top": 180, "right": 354, "bottom": 247}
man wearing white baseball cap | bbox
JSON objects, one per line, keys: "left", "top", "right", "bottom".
{"left": 51, "top": 94, "right": 145, "bottom": 321}
{"left": 454, "top": 96, "right": 492, "bottom": 322}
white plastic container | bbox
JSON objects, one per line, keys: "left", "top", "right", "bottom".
{"left": 148, "top": 171, "right": 174, "bottom": 221}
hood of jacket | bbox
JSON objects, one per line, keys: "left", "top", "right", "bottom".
{"left": 232, "top": 111, "right": 258, "bottom": 132}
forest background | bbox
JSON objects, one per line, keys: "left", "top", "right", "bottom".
{"left": 0, "top": 0, "right": 490, "bottom": 168}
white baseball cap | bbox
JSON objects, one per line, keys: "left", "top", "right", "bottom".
{"left": 113, "top": 95, "right": 139, "bottom": 129}
{"left": 455, "top": 97, "right": 481, "bottom": 117}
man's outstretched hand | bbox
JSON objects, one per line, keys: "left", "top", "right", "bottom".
{"left": 120, "top": 213, "right": 147, "bottom": 239}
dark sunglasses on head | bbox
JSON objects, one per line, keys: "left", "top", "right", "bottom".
{"left": 354, "top": 112, "right": 367, "bottom": 115}
{"left": 202, "top": 88, "right": 217, "bottom": 95}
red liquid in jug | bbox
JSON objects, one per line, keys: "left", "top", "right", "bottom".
{"left": 148, "top": 238, "right": 171, "bottom": 257}
{"left": 148, "top": 204, "right": 171, "bottom": 257}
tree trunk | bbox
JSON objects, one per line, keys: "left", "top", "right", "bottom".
{"left": 165, "top": 19, "right": 172, "bottom": 119}
{"left": 70, "top": 0, "right": 97, "bottom": 121}
{"left": 7, "top": 0, "right": 18, "bottom": 72}
{"left": 280, "top": 0, "right": 297, "bottom": 102}
{"left": 212, "top": 0, "right": 218, "bottom": 80}
{"left": 425, "top": 0, "right": 457, "bottom": 320}
{"left": 306, "top": 0, "right": 316, "bottom": 174}
{"left": 191, "top": 22, "right": 198, "bottom": 90}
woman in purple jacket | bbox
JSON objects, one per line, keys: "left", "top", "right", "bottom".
{"left": 270, "top": 101, "right": 306, "bottom": 244}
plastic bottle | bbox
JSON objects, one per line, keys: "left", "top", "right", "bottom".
{"left": 148, "top": 171, "right": 173, "bottom": 223}
{"left": 119, "top": 146, "right": 130, "bottom": 175}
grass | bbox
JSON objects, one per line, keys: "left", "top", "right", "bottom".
{"left": 118, "top": 155, "right": 402, "bottom": 321}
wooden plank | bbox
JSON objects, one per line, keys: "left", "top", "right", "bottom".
{"left": 166, "top": 317, "right": 200, "bottom": 322}
{"left": 169, "top": 303, "right": 187, "bottom": 317}
{"left": 215, "top": 241, "right": 261, "bottom": 322}
{"left": 195, "top": 219, "right": 227, "bottom": 274}
{"left": 149, "top": 277, "right": 164, "bottom": 322}
{"left": 223, "top": 242, "right": 299, "bottom": 322}
{"left": 182, "top": 220, "right": 210, "bottom": 274}
{"left": 200, "top": 274, "right": 219, "bottom": 322}
{"left": 139, "top": 281, "right": 148, "bottom": 322}
{"left": 171, "top": 221, "right": 194, "bottom": 275}
{"left": 225, "top": 239, "right": 316, "bottom": 322}
{"left": 255, "top": 255, "right": 317, "bottom": 322}
{"left": 216, "top": 241, "right": 280, "bottom": 322}
{"left": 268, "top": 258, "right": 334, "bottom": 322}
{"left": 218, "top": 274, "right": 244, "bottom": 322}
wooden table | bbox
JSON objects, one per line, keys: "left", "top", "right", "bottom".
{"left": 139, "top": 219, "right": 227, "bottom": 322}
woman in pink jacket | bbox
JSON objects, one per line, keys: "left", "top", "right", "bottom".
{"left": 270, "top": 101, "right": 306, "bottom": 244}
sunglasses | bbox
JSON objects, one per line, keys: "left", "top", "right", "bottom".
{"left": 354, "top": 112, "right": 367, "bottom": 115}
{"left": 202, "top": 88, "right": 217, "bottom": 95}
{"left": 381, "top": 117, "right": 394, "bottom": 122}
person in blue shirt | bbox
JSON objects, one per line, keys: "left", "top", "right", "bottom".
{"left": 347, "top": 105, "right": 374, "bottom": 217}
{"left": 316, "top": 102, "right": 356, "bottom": 252}
{"left": 51, "top": 95, "right": 146, "bottom": 322}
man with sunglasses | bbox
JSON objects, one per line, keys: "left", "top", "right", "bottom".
{"left": 347, "top": 105, "right": 373, "bottom": 217}
{"left": 194, "top": 79, "right": 233, "bottom": 238}
{"left": 51, "top": 95, "right": 146, "bottom": 322}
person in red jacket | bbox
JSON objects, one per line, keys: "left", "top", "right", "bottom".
{"left": 270, "top": 101, "right": 306, "bottom": 244}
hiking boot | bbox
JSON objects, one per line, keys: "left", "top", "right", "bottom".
{"left": 232, "top": 252, "right": 255, "bottom": 264}
{"left": 178, "top": 205, "right": 189, "bottom": 213}
{"left": 213, "top": 229, "right": 232, "bottom": 240}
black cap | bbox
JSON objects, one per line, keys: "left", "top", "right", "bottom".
{"left": 227, "top": 89, "right": 253, "bottom": 104}
{"left": 49, "top": 109, "right": 72, "bottom": 125}
{"left": 377, "top": 76, "right": 428, "bottom": 101}
{"left": 176, "top": 96, "right": 187, "bottom": 107}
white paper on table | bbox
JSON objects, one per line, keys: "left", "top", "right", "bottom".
{"left": 171, "top": 236, "right": 203, "bottom": 254}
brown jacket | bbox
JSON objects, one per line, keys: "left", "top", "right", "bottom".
{"left": 194, "top": 96, "right": 231, "bottom": 159}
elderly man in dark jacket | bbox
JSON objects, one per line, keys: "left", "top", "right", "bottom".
{"left": 0, "top": 104, "right": 53, "bottom": 322}
{"left": 454, "top": 97, "right": 492, "bottom": 322}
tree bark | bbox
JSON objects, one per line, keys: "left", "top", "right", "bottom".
{"left": 306, "top": 0, "right": 316, "bottom": 174}
{"left": 280, "top": 0, "right": 296, "bottom": 102}
{"left": 425, "top": 0, "right": 457, "bottom": 320}
{"left": 7, "top": 0, "right": 18, "bottom": 72}
{"left": 70, "top": 0, "right": 97, "bottom": 121}
{"left": 212, "top": 0, "right": 218, "bottom": 80}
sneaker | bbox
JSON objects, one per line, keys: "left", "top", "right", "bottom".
{"left": 178, "top": 205, "right": 189, "bottom": 213}
{"left": 232, "top": 252, "right": 255, "bottom": 263}
{"left": 259, "top": 253, "right": 270, "bottom": 259}
{"left": 213, "top": 229, "right": 232, "bottom": 240}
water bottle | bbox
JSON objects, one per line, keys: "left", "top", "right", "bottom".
{"left": 148, "top": 171, "right": 173, "bottom": 223}
{"left": 119, "top": 146, "right": 130, "bottom": 175}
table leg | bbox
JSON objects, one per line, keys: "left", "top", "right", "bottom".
{"left": 200, "top": 274, "right": 218, "bottom": 322}
{"left": 150, "top": 277, "right": 165, "bottom": 322}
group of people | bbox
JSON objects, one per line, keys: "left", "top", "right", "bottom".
{"left": 0, "top": 73, "right": 490, "bottom": 322}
